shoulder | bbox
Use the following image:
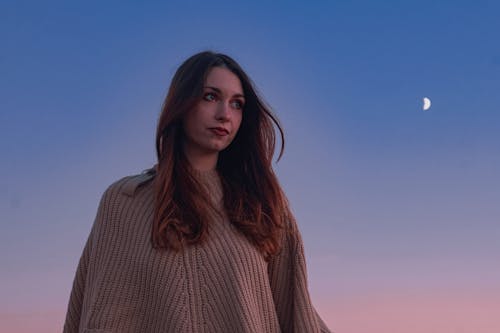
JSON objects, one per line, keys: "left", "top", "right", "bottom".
{"left": 90, "top": 166, "right": 157, "bottom": 232}
{"left": 113, "top": 166, "right": 156, "bottom": 196}
{"left": 282, "top": 207, "right": 301, "bottom": 236}
{"left": 99, "top": 165, "right": 157, "bottom": 204}
{"left": 280, "top": 208, "right": 306, "bottom": 252}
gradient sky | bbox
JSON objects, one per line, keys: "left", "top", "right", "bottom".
{"left": 1, "top": 1, "right": 499, "bottom": 332}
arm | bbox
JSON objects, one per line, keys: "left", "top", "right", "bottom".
{"left": 62, "top": 186, "right": 112, "bottom": 333}
{"left": 267, "top": 214, "right": 333, "bottom": 333}
{"left": 62, "top": 174, "right": 150, "bottom": 332}
{"left": 63, "top": 228, "right": 93, "bottom": 333}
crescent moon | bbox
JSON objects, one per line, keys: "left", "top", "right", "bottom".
{"left": 423, "top": 97, "right": 431, "bottom": 111}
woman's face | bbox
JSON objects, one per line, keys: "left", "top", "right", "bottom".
{"left": 182, "top": 66, "right": 245, "bottom": 163}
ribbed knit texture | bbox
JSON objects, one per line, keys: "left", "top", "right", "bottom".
{"left": 63, "top": 168, "right": 332, "bottom": 333}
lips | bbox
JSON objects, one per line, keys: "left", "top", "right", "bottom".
{"left": 210, "top": 127, "right": 229, "bottom": 135}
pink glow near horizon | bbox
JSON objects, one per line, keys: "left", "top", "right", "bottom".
{"left": 3, "top": 292, "right": 499, "bottom": 333}
{"left": 314, "top": 290, "right": 500, "bottom": 333}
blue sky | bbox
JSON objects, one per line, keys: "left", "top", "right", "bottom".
{"left": 1, "top": 1, "right": 499, "bottom": 332}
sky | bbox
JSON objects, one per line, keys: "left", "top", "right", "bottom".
{"left": 1, "top": 0, "right": 499, "bottom": 332}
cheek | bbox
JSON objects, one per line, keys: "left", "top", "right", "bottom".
{"left": 183, "top": 111, "right": 202, "bottom": 138}
{"left": 234, "top": 113, "right": 243, "bottom": 132}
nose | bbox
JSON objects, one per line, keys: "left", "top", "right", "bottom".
{"left": 215, "top": 101, "right": 231, "bottom": 121}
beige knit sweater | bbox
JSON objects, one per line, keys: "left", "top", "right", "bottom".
{"left": 63, "top": 167, "right": 332, "bottom": 333}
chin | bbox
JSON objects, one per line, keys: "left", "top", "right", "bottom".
{"left": 203, "top": 144, "right": 227, "bottom": 153}
{"left": 215, "top": 145, "right": 229, "bottom": 152}
{"left": 208, "top": 141, "right": 231, "bottom": 151}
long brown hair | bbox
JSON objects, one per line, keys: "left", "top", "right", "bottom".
{"left": 152, "top": 51, "right": 292, "bottom": 261}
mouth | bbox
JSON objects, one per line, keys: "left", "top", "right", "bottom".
{"left": 209, "top": 127, "right": 229, "bottom": 136}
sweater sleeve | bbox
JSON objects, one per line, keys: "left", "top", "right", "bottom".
{"left": 268, "top": 214, "right": 333, "bottom": 333}
{"left": 63, "top": 225, "right": 94, "bottom": 333}
{"left": 63, "top": 186, "right": 111, "bottom": 333}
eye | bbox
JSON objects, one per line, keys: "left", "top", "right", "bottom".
{"left": 231, "top": 100, "right": 245, "bottom": 110}
{"left": 203, "top": 92, "right": 217, "bottom": 101}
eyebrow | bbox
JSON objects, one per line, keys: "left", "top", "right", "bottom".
{"left": 204, "top": 86, "right": 245, "bottom": 99}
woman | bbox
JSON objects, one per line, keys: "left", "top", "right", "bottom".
{"left": 63, "top": 51, "right": 332, "bottom": 333}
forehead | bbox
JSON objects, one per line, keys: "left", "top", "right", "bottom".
{"left": 204, "top": 67, "right": 243, "bottom": 96}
